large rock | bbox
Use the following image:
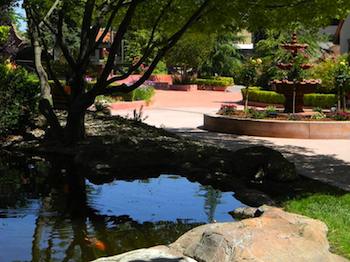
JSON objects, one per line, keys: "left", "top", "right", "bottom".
{"left": 232, "top": 146, "right": 298, "bottom": 182}
{"left": 92, "top": 246, "right": 196, "bottom": 262}
{"left": 92, "top": 207, "right": 348, "bottom": 262}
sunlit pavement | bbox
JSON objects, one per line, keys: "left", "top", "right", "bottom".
{"left": 111, "top": 87, "right": 350, "bottom": 191}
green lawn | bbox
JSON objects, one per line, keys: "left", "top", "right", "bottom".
{"left": 284, "top": 193, "right": 350, "bottom": 259}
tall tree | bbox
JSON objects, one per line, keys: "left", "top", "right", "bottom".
{"left": 23, "top": 0, "right": 350, "bottom": 145}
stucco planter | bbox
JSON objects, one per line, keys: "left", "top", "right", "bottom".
{"left": 170, "top": 84, "right": 197, "bottom": 91}
{"left": 152, "top": 82, "right": 169, "bottom": 90}
{"left": 149, "top": 74, "right": 173, "bottom": 85}
{"left": 204, "top": 114, "right": 350, "bottom": 139}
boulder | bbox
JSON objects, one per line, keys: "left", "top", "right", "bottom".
{"left": 232, "top": 146, "right": 297, "bottom": 182}
{"left": 229, "top": 206, "right": 265, "bottom": 219}
{"left": 92, "top": 246, "right": 196, "bottom": 262}
{"left": 234, "top": 188, "right": 276, "bottom": 207}
{"left": 92, "top": 207, "right": 348, "bottom": 262}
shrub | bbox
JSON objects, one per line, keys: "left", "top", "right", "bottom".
{"left": 194, "top": 77, "right": 234, "bottom": 87}
{"left": 242, "top": 88, "right": 337, "bottom": 108}
{"left": 265, "top": 105, "right": 278, "bottom": 117}
{"left": 309, "top": 58, "right": 337, "bottom": 93}
{"left": 331, "top": 112, "right": 350, "bottom": 121}
{"left": 245, "top": 107, "right": 267, "bottom": 119}
{"left": 133, "top": 86, "right": 155, "bottom": 102}
{"left": 0, "top": 64, "right": 39, "bottom": 136}
{"left": 85, "top": 83, "right": 155, "bottom": 102}
{"left": 304, "top": 94, "right": 337, "bottom": 108}
{"left": 241, "top": 87, "right": 285, "bottom": 104}
{"left": 311, "top": 112, "right": 326, "bottom": 120}
{"left": 218, "top": 104, "right": 237, "bottom": 115}
{"left": 152, "top": 60, "right": 168, "bottom": 75}
{"left": 201, "top": 76, "right": 234, "bottom": 85}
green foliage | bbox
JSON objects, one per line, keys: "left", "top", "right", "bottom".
{"left": 0, "top": 25, "right": 10, "bottom": 44}
{"left": 334, "top": 59, "right": 350, "bottom": 110}
{"left": 284, "top": 193, "right": 350, "bottom": 259}
{"left": 166, "top": 32, "right": 215, "bottom": 83}
{"left": 265, "top": 105, "right": 278, "bottom": 115}
{"left": 311, "top": 112, "right": 326, "bottom": 120}
{"left": 152, "top": 60, "right": 168, "bottom": 75}
{"left": 304, "top": 94, "right": 337, "bottom": 108}
{"left": 313, "top": 107, "right": 323, "bottom": 113}
{"left": 309, "top": 58, "right": 338, "bottom": 93}
{"left": 200, "top": 32, "right": 242, "bottom": 77}
{"left": 218, "top": 104, "right": 237, "bottom": 115}
{"left": 103, "top": 85, "right": 155, "bottom": 103}
{"left": 334, "top": 60, "right": 350, "bottom": 90}
{"left": 238, "top": 58, "right": 263, "bottom": 87}
{"left": 0, "top": 64, "right": 39, "bottom": 136}
{"left": 194, "top": 77, "right": 234, "bottom": 87}
{"left": 133, "top": 86, "right": 155, "bottom": 102}
{"left": 244, "top": 107, "right": 267, "bottom": 119}
{"left": 124, "top": 29, "right": 162, "bottom": 71}
{"left": 241, "top": 87, "right": 285, "bottom": 104}
{"left": 242, "top": 88, "right": 337, "bottom": 108}
{"left": 331, "top": 112, "right": 350, "bottom": 121}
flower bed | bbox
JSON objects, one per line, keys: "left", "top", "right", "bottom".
{"left": 203, "top": 105, "right": 350, "bottom": 139}
{"left": 218, "top": 104, "right": 350, "bottom": 121}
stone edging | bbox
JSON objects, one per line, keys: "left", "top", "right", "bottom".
{"left": 204, "top": 113, "right": 350, "bottom": 139}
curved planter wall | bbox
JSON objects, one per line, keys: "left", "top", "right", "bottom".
{"left": 204, "top": 114, "right": 350, "bottom": 139}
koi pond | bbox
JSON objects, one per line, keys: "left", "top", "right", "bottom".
{"left": 0, "top": 153, "right": 244, "bottom": 262}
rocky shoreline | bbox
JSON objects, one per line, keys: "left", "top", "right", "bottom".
{"left": 1, "top": 113, "right": 313, "bottom": 207}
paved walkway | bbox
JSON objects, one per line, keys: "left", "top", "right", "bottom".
{"left": 111, "top": 87, "right": 350, "bottom": 191}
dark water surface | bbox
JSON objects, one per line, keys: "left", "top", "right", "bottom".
{"left": 0, "top": 154, "right": 244, "bottom": 262}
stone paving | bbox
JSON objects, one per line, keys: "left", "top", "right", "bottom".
{"left": 111, "top": 87, "right": 350, "bottom": 191}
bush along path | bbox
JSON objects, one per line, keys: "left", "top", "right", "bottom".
{"left": 2, "top": 112, "right": 349, "bottom": 258}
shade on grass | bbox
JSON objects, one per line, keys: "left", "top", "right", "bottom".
{"left": 284, "top": 193, "right": 350, "bottom": 259}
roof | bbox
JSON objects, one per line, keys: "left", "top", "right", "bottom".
{"left": 96, "top": 29, "right": 113, "bottom": 43}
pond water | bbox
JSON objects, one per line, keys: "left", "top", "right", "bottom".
{"left": 0, "top": 155, "right": 244, "bottom": 262}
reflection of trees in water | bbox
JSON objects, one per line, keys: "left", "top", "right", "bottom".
{"left": 0, "top": 154, "right": 202, "bottom": 262}
{"left": 199, "top": 186, "right": 222, "bottom": 223}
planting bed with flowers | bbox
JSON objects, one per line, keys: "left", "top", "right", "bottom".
{"left": 217, "top": 104, "right": 350, "bottom": 121}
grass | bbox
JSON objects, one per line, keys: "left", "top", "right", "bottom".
{"left": 283, "top": 193, "right": 350, "bottom": 258}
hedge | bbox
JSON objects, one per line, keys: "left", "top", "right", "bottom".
{"left": 241, "top": 87, "right": 285, "bottom": 104}
{"left": 241, "top": 87, "right": 337, "bottom": 108}
{"left": 194, "top": 76, "right": 234, "bottom": 87}
{"left": 304, "top": 94, "right": 337, "bottom": 108}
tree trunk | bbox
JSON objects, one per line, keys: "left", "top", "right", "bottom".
{"left": 25, "top": 5, "right": 64, "bottom": 140}
{"left": 64, "top": 110, "right": 86, "bottom": 145}
{"left": 64, "top": 93, "right": 95, "bottom": 145}
{"left": 244, "top": 87, "right": 249, "bottom": 110}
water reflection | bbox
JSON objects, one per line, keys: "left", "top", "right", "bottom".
{"left": 0, "top": 153, "right": 244, "bottom": 262}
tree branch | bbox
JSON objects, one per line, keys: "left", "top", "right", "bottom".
{"left": 78, "top": 0, "right": 96, "bottom": 62}
{"left": 104, "top": 0, "right": 173, "bottom": 86}
{"left": 92, "top": 0, "right": 139, "bottom": 94}
{"left": 30, "top": 4, "right": 77, "bottom": 70}
{"left": 78, "top": 0, "right": 125, "bottom": 70}
{"left": 101, "top": 0, "right": 211, "bottom": 95}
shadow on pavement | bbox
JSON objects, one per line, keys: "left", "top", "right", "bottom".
{"left": 169, "top": 128, "right": 350, "bottom": 192}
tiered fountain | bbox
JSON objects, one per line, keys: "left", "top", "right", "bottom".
{"left": 271, "top": 33, "right": 321, "bottom": 113}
